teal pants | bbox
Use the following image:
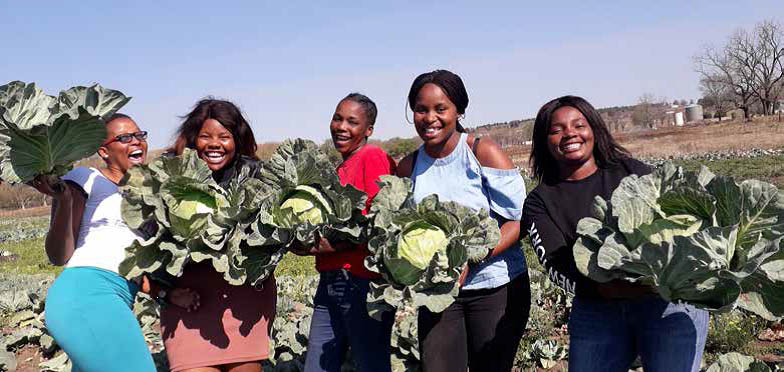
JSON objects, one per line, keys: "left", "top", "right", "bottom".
{"left": 45, "top": 267, "right": 155, "bottom": 372}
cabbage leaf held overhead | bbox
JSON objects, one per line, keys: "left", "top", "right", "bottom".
{"left": 573, "top": 162, "right": 784, "bottom": 319}
{"left": 0, "top": 81, "right": 130, "bottom": 184}
{"left": 364, "top": 175, "right": 500, "bottom": 319}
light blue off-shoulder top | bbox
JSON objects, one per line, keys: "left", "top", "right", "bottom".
{"left": 411, "top": 133, "right": 527, "bottom": 290}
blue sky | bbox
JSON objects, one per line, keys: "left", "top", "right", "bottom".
{"left": 2, "top": 1, "right": 781, "bottom": 149}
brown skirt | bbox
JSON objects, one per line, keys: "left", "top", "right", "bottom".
{"left": 160, "top": 262, "right": 276, "bottom": 372}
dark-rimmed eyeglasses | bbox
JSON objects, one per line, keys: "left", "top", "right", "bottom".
{"left": 103, "top": 131, "right": 148, "bottom": 145}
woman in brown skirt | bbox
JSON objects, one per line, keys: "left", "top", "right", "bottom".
{"left": 159, "top": 98, "right": 276, "bottom": 372}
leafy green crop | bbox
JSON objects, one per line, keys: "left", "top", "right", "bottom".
{"left": 364, "top": 175, "right": 500, "bottom": 318}
{"left": 705, "top": 352, "right": 771, "bottom": 372}
{"left": 249, "top": 138, "right": 368, "bottom": 249}
{"left": 574, "top": 163, "right": 784, "bottom": 319}
{"left": 0, "top": 81, "right": 130, "bottom": 184}
{"left": 118, "top": 148, "right": 283, "bottom": 286}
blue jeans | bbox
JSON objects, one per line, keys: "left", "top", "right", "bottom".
{"left": 568, "top": 296, "right": 708, "bottom": 372}
{"left": 304, "top": 270, "right": 394, "bottom": 372}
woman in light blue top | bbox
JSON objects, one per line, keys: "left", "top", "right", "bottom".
{"left": 397, "top": 70, "right": 530, "bottom": 372}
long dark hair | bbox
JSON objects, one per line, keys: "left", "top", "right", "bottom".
{"left": 530, "top": 95, "right": 629, "bottom": 181}
{"left": 172, "top": 98, "right": 258, "bottom": 159}
{"left": 407, "top": 70, "right": 468, "bottom": 133}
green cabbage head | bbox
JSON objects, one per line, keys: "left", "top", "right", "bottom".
{"left": 389, "top": 222, "right": 449, "bottom": 285}
{"left": 365, "top": 175, "right": 501, "bottom": 318}
{"left": 167, "top": 188, "right": 219, "bottom": 237}
{"left": 279, "top": 185, "right": 333, "bottom": 226}
{"left": 251, "top": 138, "right": 368, "bottom": 248}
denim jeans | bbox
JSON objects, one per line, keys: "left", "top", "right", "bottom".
{"left": 303, "top": 269, "right": 394, "bottom": 372}
{"left": 568, "top": 296, "right": 709, "bottom": 372}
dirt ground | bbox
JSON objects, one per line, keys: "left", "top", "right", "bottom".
{"left": 0, "top": 206, "right": 49, "bottom": 219}
{"left": 504, "top": 118, "right": 784, "bottom": 167}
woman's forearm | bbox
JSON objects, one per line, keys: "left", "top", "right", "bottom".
{"left": 44, "top": 186, "right": 84, "bottom": 265}
{"left": 488, "top": 220, "right": 521, "bottom": 258}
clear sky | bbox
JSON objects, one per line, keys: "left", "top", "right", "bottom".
{"left": 2, "top": 1, "right": 781, "bottom": 149}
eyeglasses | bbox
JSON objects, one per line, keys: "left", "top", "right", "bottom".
{"left": 103, "top": 131, "right": 148, "bottom": 145}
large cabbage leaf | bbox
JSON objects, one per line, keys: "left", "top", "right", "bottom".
{"left": 250, "top": 138, "right": 368, "bottom": 249}
{"left": 118, "top": 149, "right": 282, "bottom": 286}
{"left": 574, "top": 162, "right": 784, "bottom": 319}
{"left": 0, "top": 81, "right": 130, "bottom": 184}
{"left": 364, "top": 175, "right": 500, "bottom": 319}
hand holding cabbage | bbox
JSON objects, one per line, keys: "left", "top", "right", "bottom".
{"left": 574, "top": 162, "right": 784, "bottom": 319}
{"left": 364, "top": 175, "right": 501, "bottom": 319}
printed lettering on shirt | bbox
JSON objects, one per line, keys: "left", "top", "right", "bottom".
{"left": 528, "top": 221, "right": 576, "bottom": 295}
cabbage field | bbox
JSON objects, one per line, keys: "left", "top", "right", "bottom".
{"left": 2, "top": 148, "right": 784, "bottom": 372}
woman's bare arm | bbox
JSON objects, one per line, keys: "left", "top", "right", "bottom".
{"left": 36, "top": 180, "right": 86, "bottom": 266}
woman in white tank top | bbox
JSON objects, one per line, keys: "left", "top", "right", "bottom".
{"left": 29, "top": 114, "right": 198, "bottom": 372}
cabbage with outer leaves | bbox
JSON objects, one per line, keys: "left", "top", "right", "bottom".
{"left": 118, "top": 148, "right": 283, "bottom": 286}
{"left": 0, "top": 81, "right": 130, "bottom": 184}
{"left": 249, "top": 138, "right": 368, "bottom": 251}
{"left": 364, "top": 175, "right": 500, "bottom": 319}
{"left": 573, "top": 162, "right": 784, "bottom": 319}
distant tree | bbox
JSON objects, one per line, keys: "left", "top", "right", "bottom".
{"left": 695, "top": 19, "right": 784, "bottom": 120}
{"left": 632, "top": 93, "right": 666, "bottom": 128}
{"left": 381, "top": 137, "right": 420, "bottom": 159}
{"left": 0, "top": 184, "right": 44, "bottom": 210}
{"left": 699, "top": 75, "right": 734, "bottom": 120}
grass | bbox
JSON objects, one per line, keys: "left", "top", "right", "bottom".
{"left": 0, "top": 234, "right": 315, "bottom": 278}
{"left": 275, "top": 254, "right": 316, "bottom": 277}
{"left": 672, "top": 154, "right": 784, "bottom": 188}
{"left": 0, "top": 237, "right": 61, "bottom": 275}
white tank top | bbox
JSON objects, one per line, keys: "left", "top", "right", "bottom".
{"left": 62, "top": 167, "right": 142, "bottom": 274}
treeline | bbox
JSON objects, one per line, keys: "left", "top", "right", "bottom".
{"left": 695, "top": 19, "right": 784, "bottom": 120}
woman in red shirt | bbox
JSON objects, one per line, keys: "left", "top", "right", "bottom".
{"left": 297, "top": 93, "right": 396, "bottom": 372}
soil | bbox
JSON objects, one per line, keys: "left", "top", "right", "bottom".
{"left": 8, "top": 345, "right": 43, "bottom": 372}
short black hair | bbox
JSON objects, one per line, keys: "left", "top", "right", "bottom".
{"left": 105, "top": 113, "right": 133, "bottom": 125}
{"left": 530, "top": 95, "right": 630, "bottom": 181}
{"left": 407, "top": 70, "right": 469, "bottom": 132}
{"left": 342, "top": 93, "right": 377, "bottom": 127}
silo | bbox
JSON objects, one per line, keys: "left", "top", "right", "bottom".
{"left": 685, "top": 104, "right": 704, "bottom": 122}
{"left": 675, "top": 112, "right": 684, "bottom": 126}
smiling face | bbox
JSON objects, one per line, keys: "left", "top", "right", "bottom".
{"left": 195, "top": 118, "right": 236, "bottom": 171}
{"left": 330, "top": 99, "right": 373, "bottom": 158}
{"left": 547, "top": 106, "right": 596, "bottom": 171}
{"left": 412, "top": 83, "right": 460, "bottom": 148}
{"left": 98, "top": 118, "right": 147, "bottom": 174}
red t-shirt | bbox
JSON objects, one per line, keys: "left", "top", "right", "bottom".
{"left": 315, "top": 144, "right": 397, "bottom": 278}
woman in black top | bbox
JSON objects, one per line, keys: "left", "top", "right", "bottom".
{"left": 522, "top": 96, "right": 708, "bottom": 372}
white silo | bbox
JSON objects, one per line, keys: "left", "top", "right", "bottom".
{"left": 685, "top": 104, "right": 704, "bottom": 122}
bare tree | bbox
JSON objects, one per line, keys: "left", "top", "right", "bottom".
{"left": 632, "top": 94, "right": 667, "bottom": 129}
{"left": 730, "top": 20, "right": 784, "bottom": 115}
{"left": 695, "top": 19, "right": 784, "bottom": 121}
{"left": 699, "top": 75, "right": 734, "bottom": 120}
{"left": 695, "top": 42, "right": 757, "bottom": 121}
{"left": 751, "top": 20, "right": 784, "bottom": 115}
